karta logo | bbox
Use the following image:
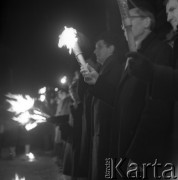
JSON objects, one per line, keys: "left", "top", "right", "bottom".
{"left": 105, "top": 158, "right": 177, "bottom": 179}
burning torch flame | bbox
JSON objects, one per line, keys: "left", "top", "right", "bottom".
{"left": 60, "top": 76, "right": 67, "bottom": 84}
{"left": 31, "top": 110, "right": 48, "bottom": 122}
{"left": 26, "top": 152, "right": 35, "bottom": 162}
{"left": 25, "top": 110, "right": 48, "bottom": 131}
{"left": 25, "top": 109, "right": 48, "bottom": 131}
{"left": 6, "top": 93, "right": 34, "bottom": 115}
{"left": 13, "top": 111, "right": 31, "bottom": 125}
{"left": 25, "top": 122, "right": 38, "bottom": 131}
{"left": 58, "top": 26, "right": 78, "bottom": 54}
{"left": 38, "top": 87, "right": 46, "bottom": 102}
{"left": 39, "top": 94, "right": 46, "bottom": 102}
{"left": 38, "top": 86, "right": 46, "bottom": 94}
{"left": 6, "top": 93, "right": 48, "bottom": 131}
{"left": 13, "top": 174, "right": 25, "bottom": 180}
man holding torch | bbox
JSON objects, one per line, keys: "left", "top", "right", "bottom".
{"left": 80, "top": 31, "right": 124, "bottom": 180}
{"left": 126, "top": 0, "right": 178, "bottom": 167}
{"left": 114, "top": 1, "right": 174, "bottom": 179}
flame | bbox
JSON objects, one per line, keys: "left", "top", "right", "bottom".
{"left": 38, "top": 86, "right": 46, "bottom": 94}
{"left": 33, "top": 109, "right": 49, "bottom": 119}
{"left": 55, "top": 87, "right": 59, "bottom": 92}
{"left": 39, "top": 94, "right": 46, "bottom": 102}
{"left": 6, "top": 93, "right": 34, "bottom": 115}
{"left": 13, "top": 174, "right": 25, "bottom": 180}
{"left": 58, "top": 26, "right": 78, "bottom": 54}
{"left": 60, "top": 76, "right": 67, "bottom": 84}
{"left": 25, "top": 110, "right": 48, "bottom": 131}
{"left": 13, "top": 111, "right": 31, "bottom": 125}
{"left": 25, "top": 122, "right": 38, "bottom": 131}
{"left": 6, "top": 93, "right": 48, "bottom": 131}
{"left": 26, "top": 152, "right": 35, "bottom": 162}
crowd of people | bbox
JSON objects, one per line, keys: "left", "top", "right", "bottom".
{"left": 56, "top": 0, "right": 178, "bottom": 179}
{"left": 1, "top": 0, "right": 178, "bottom": 180}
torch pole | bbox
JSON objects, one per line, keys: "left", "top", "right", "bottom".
{"left": 73, "top": 42, "right": 87, "bottom": 67}
{"left": 116, "top": 0, "right": 136, "bottom": 52}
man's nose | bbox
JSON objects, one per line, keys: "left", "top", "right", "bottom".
{"left": 167, "top": 13, "right": 172, "bottom": 22}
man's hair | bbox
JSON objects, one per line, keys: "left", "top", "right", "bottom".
{"left": 129, "top": 0, "right": 156, "bottom": 31}
{"left": 96, "top": 32, "right": 120, "bottom": 54}
{"left": 134, "top": 7, "right": 156, "bottom": 31}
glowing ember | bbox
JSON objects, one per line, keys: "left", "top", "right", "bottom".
{"left": 26, "top": 152, "right": 35, "bottom": 162}
{"left": 58, "top": 26, "right": 78, "bottom": 54}
{"left": 6, "top": 93, "right": 34, "bottom": 115}
{"left": 60, "top": 76, "right": 67, "bottom": 84}
{"left": 13, "top": 174, "right": 25, "bottom": 180}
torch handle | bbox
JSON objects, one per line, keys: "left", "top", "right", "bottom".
{"left": 75, "top": 53, "right": 86, "bottom": 67}
{"left": 73, "top": 42, "right": 87, "bottom": 67}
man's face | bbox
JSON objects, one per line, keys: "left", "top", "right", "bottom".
{"left": 125, "top": 8, "right": 147, "bottom": 41}
{"left": 166, "top": 0, "right": 178, "bottom": 31}
{"left": 94, "top": 40, "right": 113, "bottom": 65}
{"left": 57, "top": 91, "right": 67, "bottom": 100}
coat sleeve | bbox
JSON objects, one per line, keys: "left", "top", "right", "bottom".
{"left": 151, "top": 65, "right": 178, "bottom": 101}
{"left": 148, "top": 42, "right": 177, "bottom": 101}
{"left": 89, "top": 62, "right": 124, "bottom": 106}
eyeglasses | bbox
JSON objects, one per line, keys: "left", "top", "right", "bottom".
{"left": 129, "top": 15, "right": 147, "bottom": 19}
{"left": 121, "top": 15, "right": 147, "bottom": 30}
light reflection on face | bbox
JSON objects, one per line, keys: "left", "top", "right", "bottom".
{"left": 94, "top": 40, "right": 112, "bottom": 65}
{"left": 122, "top": 8, "right": 148, "bottom": 41}
{"left": 166, "top": 0, "right": 178, "bottom": 31}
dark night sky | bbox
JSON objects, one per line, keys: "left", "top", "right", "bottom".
{"left": 0, "top": 0, "right": 106, "bottom": 94}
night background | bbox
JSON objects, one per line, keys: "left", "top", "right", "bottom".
{"left": 0, "top": 0, "right": 170, "bottom": 95}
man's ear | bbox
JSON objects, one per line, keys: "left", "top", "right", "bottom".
{"left": 109, "top": 45, "right": 115, "bottom": 55}
{"left": 144, "top": 17, "right": 151, "bottom": 29}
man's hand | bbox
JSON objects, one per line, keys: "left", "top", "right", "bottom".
{"left": 126, "top": 52, "right": 154, "bottom": 83}
{"left": 80, "top": 64, "right": 99, "bottom": 85}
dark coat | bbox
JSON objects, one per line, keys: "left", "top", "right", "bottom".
{"left": 148, "top": 38, "right": 178, "bottom": 164}
{"left": 87, "top": 33, "right": 173, "bottom": 179}
{"left": 76, "top": 76, "right": 93, "bottom": 178}
{"left": 117, "top": 33, "right": 173, "bottom": 169}
{"left": 89, "top": 54, "right": 123, "bottom": 180}
{"left": 63, "top": 103, "right": 83, "bottom": 177}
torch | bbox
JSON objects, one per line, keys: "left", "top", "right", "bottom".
{"left": 38, "top": 86, "right": 47, "bottom": 102}
{"left": 60, "top": 76, "right": 67, "bottom": 85}
{"left": 58, "top": 26, "right": 87, "bottom": 69}
{"left": 6, "top": 93, "right": 49, "bottom": 131}
{"left": 116, "top": 0, "right": 136, "bottom": 52}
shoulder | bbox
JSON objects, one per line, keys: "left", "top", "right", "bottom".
{"left": 151, "top": 35, "right": 173, "bottom": 52}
